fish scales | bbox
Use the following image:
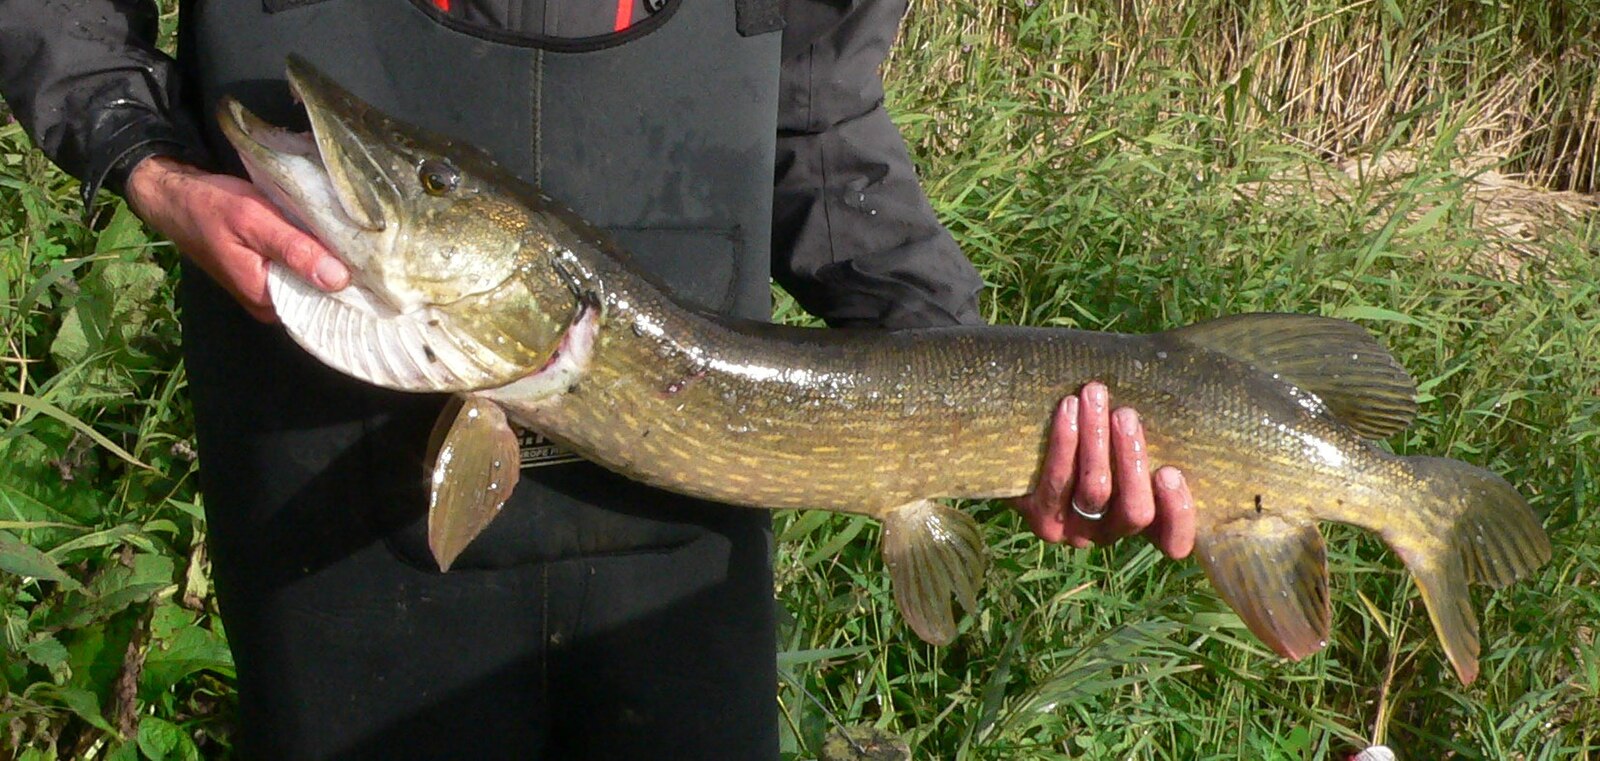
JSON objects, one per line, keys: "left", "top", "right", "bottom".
{"left": 219, "top": 57, "right": 1552, "bottom": 682}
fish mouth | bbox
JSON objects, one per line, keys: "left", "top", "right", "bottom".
{"left": 215, "top": 56, "right": 404, "bottom": 302}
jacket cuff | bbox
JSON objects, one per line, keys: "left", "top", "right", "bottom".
{"left": 80, "top": 116, "right": 212, "bottom": 210}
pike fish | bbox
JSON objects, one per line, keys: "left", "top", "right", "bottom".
{"left": 217, "top": 57, "right": 1550, "bottom": 684}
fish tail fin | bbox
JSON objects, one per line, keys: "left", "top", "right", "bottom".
{"left": 880, "top": 500, "right": 988, "bottom": 645}
{"left": 1195, "top": 514, "right": 1332, "bottom": 662}
{"left": 1384, "top": 456, "right": 1551, "bottom": 684}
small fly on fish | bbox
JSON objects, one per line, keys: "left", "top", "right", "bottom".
{"left": 216, "top": 56, "right": 1551, "bottom": 684}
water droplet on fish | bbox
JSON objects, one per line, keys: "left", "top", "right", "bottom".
{"left": 467, "top": 408, "right": 480, "bottom": 419}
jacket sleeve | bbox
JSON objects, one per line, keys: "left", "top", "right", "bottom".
{"left": 0, "top": 0, "right": 210, "bottom": 208}
{"left": 773, "top": 0, "right": 984, "bottom": 330}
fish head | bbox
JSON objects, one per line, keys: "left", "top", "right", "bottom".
{"left": 217, "top": 56, "right": 534, "bottom": 314}
{"left": 216, "top": 56, "right": 586, "bottom": 393}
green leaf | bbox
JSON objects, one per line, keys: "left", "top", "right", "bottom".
{"left": 138, "top": 716, "right": 183, "bottom": 759}
{"left": 141, "top": 624, "right": 235, "bottom": 698}
{"left": 0, "top": 529, "right": 81, "bottom": 589}
{"left": 1330, "top": 304, "right": 1424, "bottom": 327}
{"left": 22, "top": 634, "right": 70, "bottom": 672}
{"left": 94, "top": 202, "right": 152, "bottom": 258}
{"left": 1380, "top": 0, "right": 1404, "bottom": 23}
{"left": 1398, "top": 201, "right": 1452, "bottom": 238}
{"left": 106, "top": 741, "right": 142, "bottom": 761}
{"left": 137, "top": 715, "right": 202, "bottom": 761}
{"left": 43, "top": 685, "right": 118, "bottom": 734}
{"left": 47, "top": 523, "right": 140, "bottom": 560}
{"left": 0, "top": 391, "right": 156, "bottom": 473}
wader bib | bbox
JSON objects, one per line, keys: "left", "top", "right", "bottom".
{"left": 175, "top": 0, "right": 782, "bottom": 756}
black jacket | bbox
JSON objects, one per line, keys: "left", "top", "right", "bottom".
{"left": 0, "top": 0, "right": 984, "bottom": 328}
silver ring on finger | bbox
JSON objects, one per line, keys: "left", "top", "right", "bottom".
{"left": 1070, "top": 499, "right": 1106, "bottom": 521}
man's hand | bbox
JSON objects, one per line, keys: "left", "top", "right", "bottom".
{"left": 125, "top": 155, "right": 350, "bottom": 322}
{"left": 1010, "top": 382, "right": 1196, "bottom": 559}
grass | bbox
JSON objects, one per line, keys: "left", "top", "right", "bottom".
{"left": 4, "top": 1, "right": 1600, "bottom": 759}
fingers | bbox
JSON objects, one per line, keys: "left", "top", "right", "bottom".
{"left": 1020, "top": 382, "right": 1196, "bottom": 561}
{"left": 127, "top": 159, "right": 346, "bottom": 321}
{"left": 227, "top": 196, "right": 348, "bottom": 291}
{"left": 1072, "top": 382, "right": 1113, "bottom": 515}
{"left": 1101, "top": 407, "right": 1155, "bottom": 537}
{"left": 1060, "top": 400, "right": 1149, "bottom": 548}
{"left": 1148, "top": 467, "right": 1196, "bottom": 559}
{"left": 1015, "top": 396, "right": 1080, "bottom": 543}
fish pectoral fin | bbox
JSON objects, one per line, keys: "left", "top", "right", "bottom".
{"left": 1196, "top": 512, "right": 1331, "bottom": 661}
{"left": 880, "top": 500, "right": 987, "bottom": 646}
{"left": 427, "top": 394, "right": 522, "bottom": 571}
{"left": 1166, "top": 313, "right": 1418, "bottom": 439}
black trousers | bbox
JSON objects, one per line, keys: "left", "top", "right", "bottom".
{"left": 183, "top": 2, "right": 981, "bottom": 760}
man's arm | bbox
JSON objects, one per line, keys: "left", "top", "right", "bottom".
{"left": 773, "top": 0, "right": 1193, "bottom": 558}
{"left": 0, "top": 0, "right": 206, "bottom": 204}
{"left": 0, "top": 0, "right": 348, "bottom": 321}
{"left": 773, "top": 0, "right": 984, "bottom": 329}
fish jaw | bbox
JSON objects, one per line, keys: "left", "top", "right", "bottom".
{"left": 217, "top": 56, "right": 533, "bottom": 315}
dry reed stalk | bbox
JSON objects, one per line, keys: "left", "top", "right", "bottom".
{"left": 891, "top": 0, "right": 1600, "bottom": 192}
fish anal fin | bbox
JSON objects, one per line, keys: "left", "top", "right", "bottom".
{"left": 1167, "top": 313, "right": 1418, "bottom": 439}
{"left": 880, "top": 500, "right": 988, "bottom": 646}
{"left": 1196, "top": 512, "right": 1331, "bottom": 661}
{"left": 428, "top": 395, "right": 522, "bottom": 572}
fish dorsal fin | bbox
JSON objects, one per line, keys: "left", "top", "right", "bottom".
{"left": 426, "top": 394, "right": 522, "bottom": 571}
{"left": 1168, "top": 313, "right": 1418, "bottom": 439}
{"left": 1195, "top": 511, "right": 1331, "bottom": 662}
{"left": 269, "top": 262, "right": 529, "bottom": 393}
{"left": 880, "top": 500, "right": 988, "bottom": 645}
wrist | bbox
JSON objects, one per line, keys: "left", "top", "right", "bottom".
{"left": 125, "top": 155, "right": 206, "bottom": 220}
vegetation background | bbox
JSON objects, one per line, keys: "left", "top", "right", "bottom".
{"left": 2, "top": 0, "right": 1597, "bottom": 758}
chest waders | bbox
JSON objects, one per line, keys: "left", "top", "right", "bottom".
{"left": 175, "top": 0, "right": 782, "bottom": 756}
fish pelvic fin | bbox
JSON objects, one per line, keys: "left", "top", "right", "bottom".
{"left": 1166, "top": 313, "right": 1418, "bottom": 439}
{"left": 1195, "top": 512, "right": 1331, "bottom": 661}
{"left": 1383, "top": 456, "right": 1552, "bottom": 684}
{"left": 880, "top": 500, "right": 988, "bottom": 646}
{"left": 427, "top": 395, "right": 523, "bottom": 572}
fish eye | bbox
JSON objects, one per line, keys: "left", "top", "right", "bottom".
{"left": 418, "top": 160, "right": 460, "bottom": 196}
